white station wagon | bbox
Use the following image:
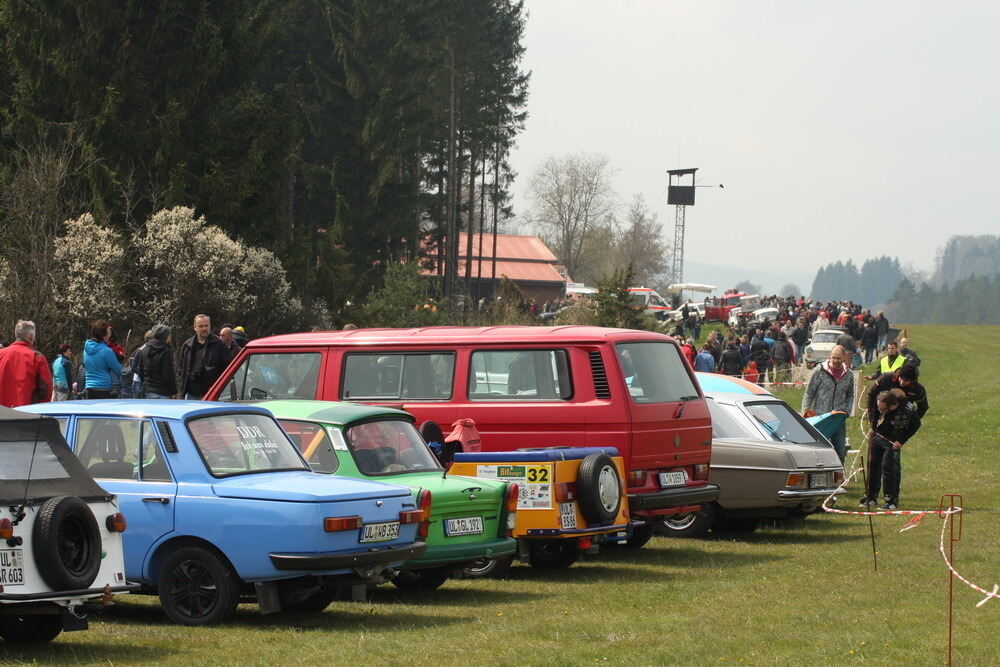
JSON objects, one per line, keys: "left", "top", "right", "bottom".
{"left": 0, "top": 406, "right": 132, "bottom": 643}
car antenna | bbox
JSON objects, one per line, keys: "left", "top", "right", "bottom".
{"left": 14, "top": 414, "right": 45, "bottom": 526}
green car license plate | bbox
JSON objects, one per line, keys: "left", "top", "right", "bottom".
{"left": 444, "top": 516, "right": 484, "bottom": 536}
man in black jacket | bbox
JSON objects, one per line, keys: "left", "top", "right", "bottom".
{"left": 719, "top": 341, "right": 744, "bottom": 376}
{"left": 141, "top": 325, "right": 177, "bottom": 399}
{"left": 860, "top": 389, "right": 921, "bottom": 510}
{"left": 860, "top": 322, "right": 878, "bottom": 364}
{"left": 178, "top": 315, "right": 236, "bottom": 399}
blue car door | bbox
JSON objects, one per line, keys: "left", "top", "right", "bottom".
{"left": 72, "top": 417, "right": 178, "bottom": 580}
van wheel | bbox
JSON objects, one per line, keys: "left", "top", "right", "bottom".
{"left": 622, "top": 524, "right": 654, "bottom": 549}
{"left": 158, "top": 546, "right": 240, "bottom": 625}
{"left": 712, "top": 518, "right": 760, "bottom": 534}
{"left": 391, "top": 567, "right": 451, "bottom": 592}
{"left": 462, "top": 557, "right": 513, "bottom": 579}
{"left": 577, "top": 454, "right": 622, "bottom": 525}
{"left": 32, "top": 496, "right": 102, "bottom": 591}
{"left": 660, "top": 505, "right": 716, "bottom": 538}
{"left": 0, "top": 614, "right": 63, "bottom": 643}
{"left": 528, "top": 541, "right": 579, "bottom": 569}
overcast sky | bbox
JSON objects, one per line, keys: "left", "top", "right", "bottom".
{"left": 508, "top": 1, "right": 1000, "bottom": 284}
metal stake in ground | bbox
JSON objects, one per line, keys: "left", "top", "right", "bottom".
{"left": 859, "top": 438, "right": 877, "bottom": 571}
{"left": 939, "top": 494, "right": 963, "bottom": 667}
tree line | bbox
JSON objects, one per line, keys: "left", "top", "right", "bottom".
{"left": 809, "top": 256, "right": 905, "bottom": 308}
{"left": 0, "top": 1, "right": 530, "bottom": 341}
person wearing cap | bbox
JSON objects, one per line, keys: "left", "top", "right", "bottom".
{"left": 141, "top": 324, "right": 177, "bottom": 399}
{"left": 897, "top": 364, "right": 928, "bottom": 419}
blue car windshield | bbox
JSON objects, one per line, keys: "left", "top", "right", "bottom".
{"left": 188, "top": 413, "right": 309, "bottom": 477}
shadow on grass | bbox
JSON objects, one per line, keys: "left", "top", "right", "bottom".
{"left": 496, "top": 563, "right": 668, "bottom": 585}
{"left": 91, "top": 597, "right": 468, "bottom": 633}
{"left": 595, "top": 544, "right": 786, "bottom": 569}
{"left": 368, "top": 585, "right": 551, "bottom": 606}
{"left": 0, "top": 638, "right": 171, "bottom": 663}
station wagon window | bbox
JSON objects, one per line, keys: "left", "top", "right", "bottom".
{"left": 706, "top": 399, "right": 760, "bottom": 440}
{"left": 74, "top": 419, "right": 173, "bottom": 481}
{"left": 343, "top": 420, "right": 442, "bottom": 475}
{"left": 188, "top": 413, "right": 308, "bottom": 477}
{"left": 468, "top": 349, "right": 571, "bottom": 400}
{"left": 615, "top": 342, "right": 699, "bottom": 404}
{"left": 342, "top": 353, "right": 454, "bottom": 400}
{"left": 218, "top": 353, "right": 321, "bottom": 401}
{"left": 277, "top": 420, "right": 339, "bottom": 474}
{"left": 743, "top": 402, "right": 820, "bottom": 444}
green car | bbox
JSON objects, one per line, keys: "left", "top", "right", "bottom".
{"left": 262, "top": 400, "right": 518, "bottom": 590}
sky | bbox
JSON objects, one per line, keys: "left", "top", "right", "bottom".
{"left": 507, "top": 1, "right": 1000, "bottom": 291}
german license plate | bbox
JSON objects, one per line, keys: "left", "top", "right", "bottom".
{"left": 445, "top": 516, "right": 484, "bottom": 536}
{"left": 809, "top": 473, "right": 828, "bottom": 488}
{"left": 560, "top": 502, "right": 577, "bottom": 529}
{"left": 659, "top": 471, "right": 686, "bottom": 487}
{"left": 360, "top": 521, "right": 400, "bottom": 543}
{"left": 0, "top": 549, "right": 23, "bottom": 586}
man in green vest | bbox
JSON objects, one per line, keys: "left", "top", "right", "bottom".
{"left": 867, "top": 340, "right": 905, "bottom": 379}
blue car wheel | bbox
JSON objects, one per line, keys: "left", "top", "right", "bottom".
{"left": 158, "top": 547, "right": 240, "bottom": 625}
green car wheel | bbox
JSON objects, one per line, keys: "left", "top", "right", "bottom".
{"left": 391, "top": 567, "right": 451, "bottom": 592}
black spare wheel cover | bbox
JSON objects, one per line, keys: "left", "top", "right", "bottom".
{"left": 576, "top": 453, "right": 622, "bottom": 525}
{"left": 32, "top": 496, "right": 102, "bottom": 590}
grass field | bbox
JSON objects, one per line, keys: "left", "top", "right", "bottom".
{"left": 2, "top": 325, "right": 997, "bottom": 665}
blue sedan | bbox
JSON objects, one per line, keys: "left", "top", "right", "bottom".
{"left": 20, "top": 401, "right": 426, "bottom": 625}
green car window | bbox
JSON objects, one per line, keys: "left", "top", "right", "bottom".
{"left": 344, "top": 420, "right": 442, "bottom": 476}
{"left": 277, "top": 419, "right": 339, "bottom": 474}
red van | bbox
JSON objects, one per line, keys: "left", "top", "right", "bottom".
{"left": 204, "top": 326, "right": 719, "bottom": 547}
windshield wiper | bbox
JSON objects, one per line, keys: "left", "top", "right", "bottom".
{"left": 751, "top": 414, "right": 786, "bottom": 442}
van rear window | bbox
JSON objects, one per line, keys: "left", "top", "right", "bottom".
{"left": 615, "top": 342, "right": 700, "bottom": 403}
{"left": 342, "top": 353, "right": 454, "bottom": 400}
{"left": 218, "top": 353, "right": 321, "bottom": 401}
{"left": 469, "top": 349, "right": 571, "bottom": 400}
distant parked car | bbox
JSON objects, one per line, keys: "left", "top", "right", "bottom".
{"left": 19, "top": 401, "right": 426, "bottom": 625}
{"left": 803, "top": 328, "right": 847, "bottom": 367}
{"left": 265, "top": 400, "right": 518, "bottom": 588}
{"left": 0, "top": 406, "right": 133, "bottom": 643}
{"left": 658, "top": 374, "right": 844, "bottom": 537}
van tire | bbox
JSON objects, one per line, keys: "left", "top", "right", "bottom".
{"left": 658, "top": 504, "right": 716, "bottom": 538}
{"left": 528, "top": 541, "right": 579, "bottom": 569}
{"left": 622, "top": 524, "right": 654, "bottom": 549}
{"left": 32, "top": 496, "right": 102, "bottom": 591}
{"left": 390, "top": 567, "right": 450, "bottom": 592}
{"left": 577, "top": 454, "right": 621, "bottom": 525}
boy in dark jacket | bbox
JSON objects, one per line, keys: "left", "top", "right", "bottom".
{"left": 141, "top": 324, "right": 177, "bottom": 399}
{"left": 860, "top": 389, "right": 921, "bottom": 510}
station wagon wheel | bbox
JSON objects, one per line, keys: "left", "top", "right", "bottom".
{"left": 390, "top": 566, "right": 451, "bottom": 592}
{"left": 576, "top": 454, "right": 622, "bottom": 525}
{"left": 462, "top": 556, "right": 513, "bottom": 580}
{"left": 32, "top": 496, "right": 102, "bottom": 590}
{"left": 0, "top": 614, "right": 64, "bottom": 643}
{"left": 659, "top": 504, "right": 716, "bottom": 538}
{"left": 158, "top": 546, "right": 240, "bottom": 625}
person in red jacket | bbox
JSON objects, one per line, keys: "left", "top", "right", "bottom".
{"left": 0, "top": 320, "right": 52, "bottom": 408}
{"left": 681, "top": 337, "right": 696, "bottom": 367}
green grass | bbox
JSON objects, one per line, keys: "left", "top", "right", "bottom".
{"left": 3, "top": 325, "right": 998, "bottom": 665}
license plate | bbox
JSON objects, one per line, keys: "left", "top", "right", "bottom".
{"left": 659, "top": 471, "right": 686, "bottom": 487}
{"left": 809, "top": 473, "right": 829, "bottom": 488}
{"left": 360, "top": 521, "right": 400, "bottom": 543}
{"left": 0, "top": 549, "right": 23, "bottom": 586}
{"left": 445, "top": 516, "right": 484, "bottom": 536}
{"left": 560, "top": 502, "right": 577, "bottom": 529}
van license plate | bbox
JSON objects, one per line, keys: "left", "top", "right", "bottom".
{"left": 445, "top": 516, "right": 484, "bottom": 536}
{"left": 560, "top": 502, "right": 578, "bottom": 529}
{"left": 659, "top": 472, "right": 686, "bottom": 487}
{"left": 0, "top": 549, "right": 23, "bottom": 585}
{"left": 360, "top": 521, "right": 400, "bottom": 543}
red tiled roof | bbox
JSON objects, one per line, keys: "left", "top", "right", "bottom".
{"left": 419, "top": 233, "right": 564, "bottom": 283}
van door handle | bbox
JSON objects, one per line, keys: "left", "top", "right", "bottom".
{"left": 142, "top": 497, "right": 170, "bottom": 505}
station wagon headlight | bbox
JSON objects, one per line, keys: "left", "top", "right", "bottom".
{"left": 785, "top": 473, "right": 807, "bottom": 488}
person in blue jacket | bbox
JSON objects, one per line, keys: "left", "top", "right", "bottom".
{"left": 83, "top": 320, "right": 122, "bottom": 399}
{"left": 693, "top": 344, "right": 716, "bottom": 372}
{"left": 51, "top": 343, "right": 74, "bottom": 400}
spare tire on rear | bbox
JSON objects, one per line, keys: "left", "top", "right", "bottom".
{"left": 576, "top": 453, "right": 622, "bottom": 525}
{"left": 32, "top": 496, "right": 102, "bottom": 591}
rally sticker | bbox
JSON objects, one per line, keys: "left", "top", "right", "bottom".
{"left": 476, "top": 464, "right": 552, "bottom": 509}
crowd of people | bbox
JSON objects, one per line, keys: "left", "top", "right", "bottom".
{"left": 0, "top": 315, "right": 247, "bottom": 408}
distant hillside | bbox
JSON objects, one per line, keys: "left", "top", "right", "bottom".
{"left": 934, "top": 235, "right": 1000, "bottom": 287}
{"left": 682, "top": 260, "right": 814, "bottom": 297}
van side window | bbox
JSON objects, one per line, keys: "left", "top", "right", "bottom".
{"left": 342, "top": 353, "right": 454, "bottom": 400}
{"left": 615, "top": 342, "right": 699, "bottom": 403}
{"left": 469, "top": 350, "right": 571, "bottom": 400}
{"left": 219, "top": 353, "right": 321, "bottom": 401}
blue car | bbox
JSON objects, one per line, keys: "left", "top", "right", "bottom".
{"left": 20, "top": 401, "right": 427, "bottom": 625}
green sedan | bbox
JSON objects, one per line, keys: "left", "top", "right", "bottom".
{"left": 262, "top": 400, "right": 518, "bottom": 590}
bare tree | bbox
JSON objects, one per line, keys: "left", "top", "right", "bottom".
{"left": 779, "top": 283, "right": 801, "bottom": 297}
{"left": 529, "top": 153, "right": 616, "bottom": 279}
{"left": 617, "top": 194, "right": 667, "bottom": 286}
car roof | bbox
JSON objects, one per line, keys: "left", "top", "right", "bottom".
{"left": 243, "top": 325, "right": 674, "bottom": 348}
{"left": 695, "top": 372, "right": 774, "bottom": 396}
{"left": 18, "top": 399, "right": 273, "bottom": 421}
{"left": 814, "top": 328, "right": 846, "bottom": 334}
{"left": 257, "top": 400, "right": 411, "bottom": 426}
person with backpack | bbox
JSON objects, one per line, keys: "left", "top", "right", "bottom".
{"left": 51, "top": 343, "right": 74, "bottom": 401}
{"left": 141, "top": 324, "right": 177, "bottom": 399}
{"left": 121, "top": 330, "right": 152, "bottom": 399}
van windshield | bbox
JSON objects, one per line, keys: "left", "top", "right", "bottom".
{"left": 615, "top": 342, "right": 700, "bottom": 403}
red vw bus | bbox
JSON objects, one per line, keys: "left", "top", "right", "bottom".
{"left": 204, "top": 326, "right": 718, "bottom": 547}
